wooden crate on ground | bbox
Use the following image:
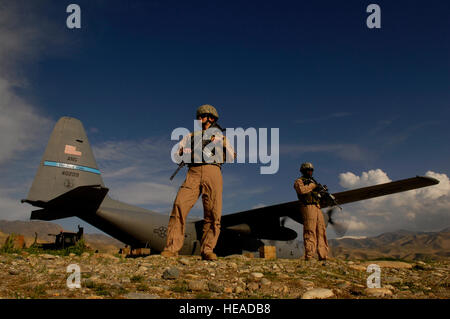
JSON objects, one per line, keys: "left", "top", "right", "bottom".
{"left": 259, "top": 245, "right": 276, "bottom": 259}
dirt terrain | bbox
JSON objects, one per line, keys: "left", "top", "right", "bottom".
{"left": 0, "top": 251, "right": 448, "bottom": 299}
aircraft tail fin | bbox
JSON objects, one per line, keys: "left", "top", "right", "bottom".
{"left": 23, "top": 117, "right": 107, "bottom": 219}
{"left": 26, "top": 185, "right": 109, "bottom": 221}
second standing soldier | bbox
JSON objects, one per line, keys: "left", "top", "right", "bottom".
{"left": 294, "top": 162, "right": 329, "bottom": 263}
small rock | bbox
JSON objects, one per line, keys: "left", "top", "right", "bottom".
{"left": 69, "top": 253, "right": 76, "bottom": 257}
{"left": 188, "top": 280, "right": 207, "bottom": 291}
{"left": 246, "top": 282, "right": 259, "bottom": 291}
{"left": 260, "top": 278, "right": 271, "bottom": 286}
{"left": 384, "top": 276, "right": 402, "bottom": 284}
{"left": 185, "top": 274, "right": 200, "bottom": 280}
{"left": 353, "top": 283, "right": 366, "bottom": 288}
{"left": 401, "top": 286, "right": 410, "bottom": 290}
{"left": 347, "top": 261, "right": 354, "bottom": 265}
{"left": 81, "top": 252, "right": 90, "bottom": 258}
{"left": 125, "top": 292, "right": 159, "bottom": 299}
{"left": 208, "top": 282, "right": 224, "bottom": 293}
{"left": 383, "top": 284, "right": 395, "bottom": 290}
{"left": 111, "top": 283, "right": 123, "bottom": 290}
{"left": 162, "top": 267, "right": 179, "bottom": 280}
{"left": 302, "top": 288, "right": 335, "bottom": 299}
{"left": 228, "top": 262, "right": 238, "bottom": 269}
{"left": 349, "top": 265, "right": 366, "bottom": 271}
{"left": 224, "top": 287, "right": 233, "bottom": 294}
{"left": 250, "top": 272, "right": 264, "bottom": 280}
{"left": 147, "top": 286, "right": 165, "bottom": 293}
{"left": 40, "top": 254, "right": 57, "bottom": 260}
{"left": 9, "top": 269, "right": 20, "bottom": 275}
{"left": 179, "top": 258, "right": 190, "bottom": 266}
{"left": 138, "top": 266, "right": 148, "bottom": 272}
{"left": 336, "top": 282, "right": 351, "bottom": 289}
{"left": 365, "top": 288, "right": 393, "bottom": 297}
{"left": 296, "top": 279, "right": 314, "bottom": 289}
{"left": 234, "top": 286, "right": 244, "bottom": 294}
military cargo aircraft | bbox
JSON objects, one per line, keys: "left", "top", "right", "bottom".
{"left": 21, "top": 117, "right": 439, "bottom": 258}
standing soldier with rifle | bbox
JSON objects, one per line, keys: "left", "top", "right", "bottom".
{"left": 161, "top": 104, "right": 235, "bottom": 260}
{"left": 294, "top": 162, "right": 329, "bottom": 264}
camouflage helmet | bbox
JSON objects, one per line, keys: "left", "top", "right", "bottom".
{"left": 196, "top": 104, "right": 219, "bottom": 120}
{"left": 300, "top": 162, "right": 314, "bottom": 173}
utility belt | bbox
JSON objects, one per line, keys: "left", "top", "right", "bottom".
{"left": 297, "top": 194, "right": 321, "bottom": 207}
{"left": 187, "top": 163, "right": 222, "bottom": 168}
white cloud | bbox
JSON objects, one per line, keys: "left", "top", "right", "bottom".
{"left": 0, "top": 2, "right": 59, "bottom": 220}
{"left": 0, "top": 78, "right": 52, "bottom": 164}
{"left": 337, "top": 169, "right": 450, "bottom": 236}
{"left": 339, "top": 169, "right": 391, "bottom": 188}
{"left": 0, "top": 2, "right": 54, "bottom": 165}
{"left": 91, "top": 137, "right": 181, "bottom": 211}
{"left": 0, "top": 187, "right": 31, "bottom": 220}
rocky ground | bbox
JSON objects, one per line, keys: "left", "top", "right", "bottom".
{"left": 0, "top": 251, "right": 448, "bottom": 299}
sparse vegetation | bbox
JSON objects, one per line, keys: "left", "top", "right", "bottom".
{"left": 0, "top": 234, "right": 21, "bottom": 254}
{"left": 0, "top": 247, "right": 448, "bottom": 299}
{"left": 170, "top": 280, "right": 189, "bottom": 293}
{"left": 195, "top": 292, "right": 212, "bottom": 299}
{"left": 130, "top": 275, "right": 145, "bottom": 283}
{"left": 92, "top": 283, "right": 111, "bottom": 296}
{"left": 136, "top": 283, "right": 149, "bottom": 292}
{"left": 28, "top": 284, "right": 47, "bottom": 299}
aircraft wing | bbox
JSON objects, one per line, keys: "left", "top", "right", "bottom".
{"left": 219, "top": 176, "right": 439, "bottom": 240}
{"left": 329, "top": 175, "right": 439, "bottom": 206}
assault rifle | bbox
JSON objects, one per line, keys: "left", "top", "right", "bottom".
{"left": 169, "top": 122, "right": 225, "bottom": 181}
{"left": 305, "top": 177, "right": 342, "bottom": 210}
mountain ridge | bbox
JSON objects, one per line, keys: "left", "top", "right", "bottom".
{"left": 0, "top": 220, "right": 448, "bottom": 259}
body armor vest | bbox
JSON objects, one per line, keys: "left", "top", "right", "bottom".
{"left": 297, "top": 176, "right": 321, "bottom": 206}
{"left": 188, "top": 130, "right": 224, "bottom": 167}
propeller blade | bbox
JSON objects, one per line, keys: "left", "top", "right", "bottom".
{"left": 326, "top": 207, "right": 349, "bottom": 237}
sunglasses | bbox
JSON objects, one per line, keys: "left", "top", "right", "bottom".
{"left": 198, "top": 114, "right": 215, "bottom": 119}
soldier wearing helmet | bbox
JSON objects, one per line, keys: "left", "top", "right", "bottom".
{"left": 294, "top": 162, "right": 329, "bottom": 263}
{"left": 161, "top": 104, "right": 235, "bottom": 260}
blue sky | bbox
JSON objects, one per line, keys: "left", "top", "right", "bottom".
{"left": 1, "top": 0, "right": 449, "bottom": 238}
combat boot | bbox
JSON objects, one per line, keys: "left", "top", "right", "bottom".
{"left": 201, "top": 252, "right": 218, "bottom": 261}
{"left": 161, "top": 250, "right": 178, "bottom": 258}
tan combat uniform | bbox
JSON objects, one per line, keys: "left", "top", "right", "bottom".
{"left": 164, "top": 131, "right": 235, "bottom": 256}
{"left": 294, "top": 177, "right": 329, "bottom": 260}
